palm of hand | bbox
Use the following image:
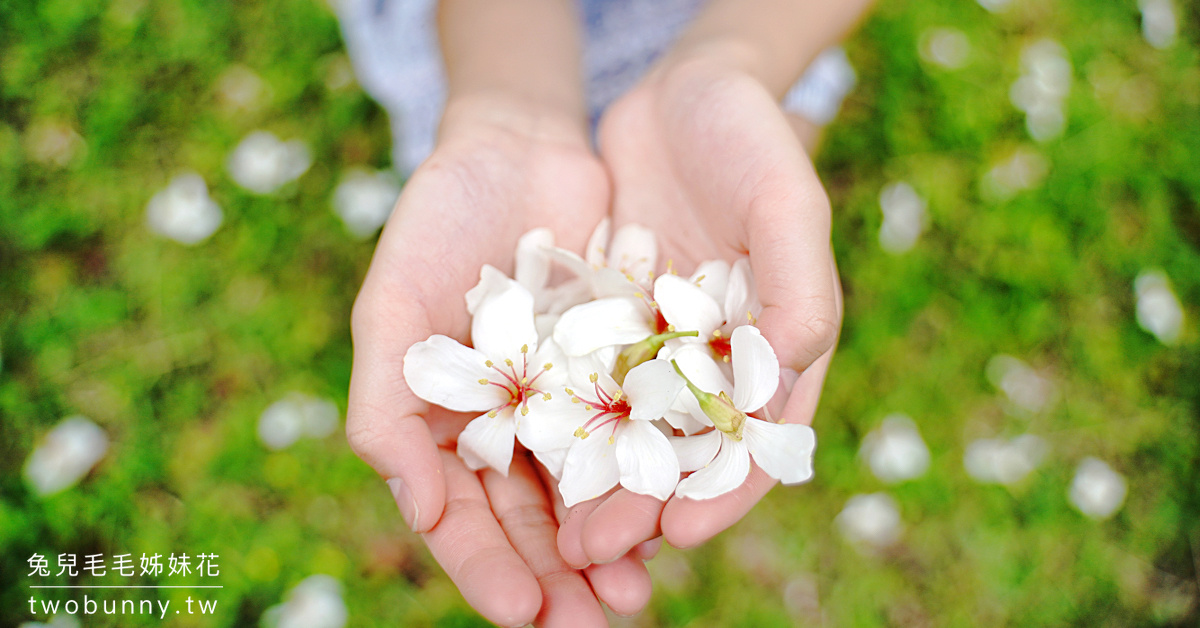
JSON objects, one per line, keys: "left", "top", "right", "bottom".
{"left": 350, "top": 127, "right": 658, "bottom": 626}
{"left": 554, "top": 62, "right": 842, "bottom": 562}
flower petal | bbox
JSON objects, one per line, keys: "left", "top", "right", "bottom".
{"left": 622, "top": 359, "right": 685, "bottom": 421}
{"left": 403, "top": 335, "right": 509, "bottom": 412}
{"left": 515, "top": 228, "right": 553, "bottom": 296}
{"left": 585, "top": 217, "right": 611, "bottom": 267}
{"left": 663, "top": 408, "right": 709, "bottom": 435}
{"left": 559, "top": 431, "right": 621, "bottom": 507}
{"left": 516, "top": 395, "right": 584, "bottom": 454}
{"left": 457, "top": 408, "right": 517, "bottom": 475}
{"left": 742, "top": 418, "right": 816, "bottom": 484}
{"left": 724, "top": 258, "right": 760, "bottom": 327}
{"left": 674, "top": 435, "right": 751, "bottom": 500}
{"left": 654, "top": 274, "right": 723, "bottom": 336}
{"left": 690, "top": 259, "right": 731, "bottom": 304}
{"left": 616, "top": 420, "right": 680, "bottom": 501}
{"left": 553, "top": 297, "right": 654, "bottom": 356}
{"left": 731, "top": 326, "right": 780, "bottom": 412}
{"left": 669, "top": 429, "right": 722, "bottom": 472}
{"left": 608, "top": 223, "right": 657, "bottom": 280}
{"left": 534, "top": 446, "right": 568, "bottom": 480}
{"left": 472, "top": 280, "right": 538, "bottom": 359}
{"left": 465, "top": 264, "right": 512, "bottom": 316}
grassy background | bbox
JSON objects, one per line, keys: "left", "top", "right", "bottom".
{"left": 2, "top": 0, "right": 1197, "bottom": 625}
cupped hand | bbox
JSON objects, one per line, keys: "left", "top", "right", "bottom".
{"left": 347, "top": 96, "right": 652, "bottom": 626}
{"left": 559, "top": 56, "right": 844, "bottom": 566}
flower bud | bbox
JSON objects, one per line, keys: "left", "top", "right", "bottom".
{"left": 671, "top": 360, "right": 746, "bottom": 439}
{"left": 612, "top": 330, "right": 699, "bottom": 385}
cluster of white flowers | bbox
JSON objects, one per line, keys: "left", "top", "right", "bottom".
{"left": 1010, "top": 39, "right": 1072, "bottom": 142}
{"left": 402, "top": 222, "right": 817, "bottom": 505}
{"left": 262, "top": 575, "right": 348, "bottom": 628}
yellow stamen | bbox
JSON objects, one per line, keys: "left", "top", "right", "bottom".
{"left": 487, "top": 410, "right": 498, "bottom": 418}
{"left": 608, "top": 436, "right": 616, "bottom": 445}
{"left": 505, "top": 359, "right": 514, "bottom": 367}
{"left": 713, "top": 329, "right": 722, "bottom": 338}
{"left": 666, "top": 324, "right": 676, "bottom": 332}
{"left": 611, "top": 390, "right": 623, "bottom": 402}
{"left": 723, "top": 355, "right": 731, "bottom": 363}
{"left": 564, "top": 387, "right": 575, "bottom": 396}
{"left": 589, "top": 373, "right": 599, "bottom": 383}
{"left": 543, "top": 363, "right": 553, "bottom": 370}
{"left": 574, "top": 427, "right": 589, "bottom": 439}
{"left": 485, "top": 360, "right": 494, "bottom": 368}
{"left": 747, "top": 310, "right": 757, "bottom": 325}
{"left": 478, "top": 379, "right": 489, "bottom": 385}
{"left": 521, "top": 344, "right": 528, "bottom": 354}
{"left": 521, "top": 376, "right": 528, "bottom": 385}
{"left": 694, "top": 274, "right": 706, "bottom": 285}
{"left": 585, "top": 404, "right": 593, "bottom": 411}
{"left": 543, "top": 393, "right": 552, "bottom": 401}
{"left": 520, "top": 406, "right": 529, "bottom": 416}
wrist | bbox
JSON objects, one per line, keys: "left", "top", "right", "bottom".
{"left": 439, "top": 91, "right": 592, "bottom": 152}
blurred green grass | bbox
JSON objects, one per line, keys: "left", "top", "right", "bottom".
{"left": 1, "top": 0, "right": 1198, "bottom": 626}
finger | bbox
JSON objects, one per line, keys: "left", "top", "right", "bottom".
{"left": 422, "top": 450, "right": 542, "bottom": 627}
{"left": 348, "top": 278, "right": 445, "bottom": 533}
{"left": 634, "top": 537, "right": 663, "bottom": 561}
{"left": 556, "top": 492, "right": 610, "bottom": 569}
{"left": 661, "top": 465, "right": 776, "bottom": 549}
{"left": 581, "top": 490, "right": 664, "bottom": 564}
{"left": 483, "top": 455, "right": 608, "bottom": 628}
{"left": 745, "top": 155, "right": 840, "bottom": 374}
{"left": 584, "top": 555, "right": 654, "bottom": 617}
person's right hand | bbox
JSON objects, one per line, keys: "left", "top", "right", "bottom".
{"left": 346, "top": 95, "right": 654, "bottom": 627}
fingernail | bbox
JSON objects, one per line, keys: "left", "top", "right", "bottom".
{"left": 386, "top": 478, "right": 419, "bottom": 531}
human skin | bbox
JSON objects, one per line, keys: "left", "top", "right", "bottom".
{"left": 347, "top": 0, "right": 873, "bottom": 625}
{"left": 556, "top": 0, "right": 871, "bottom": 568}
{"left": 346, "top": 1, "right": 652, "bottom": 626}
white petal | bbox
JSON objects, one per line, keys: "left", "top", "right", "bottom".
{"left": 585, "top": 217, "right": 611, "bottom": 267}
{"left": 465, "top": 264, "right": 512, "bottom": 315}
{"left": 742, "top": 419, "right": 816, "bottom": 484}
{"left": 559, "top": 432, "right": 620, "bottom": 507}
{"left": 731, "top": 326, "right": 780, "bottom": 412}
{"left": 622, "top": 359, "right": 685, "bottom": 421}
{"left": 616, "top": 420, "right": 680, "bottom": 500}
{"left": 689, "top": 259, "right": 730, "bottom": 304}
{"left": 534, "top": 446, "right": 568, "bottom": 480}
{"left": 567, "top": 347, "right": 617, "bottom": 391}
{"left": 546, "top": 246, "right": 592, "bottom": 283}
{"left": 670, "top": 344, "right": 733, "bottom": 396}
{"left": 515, "top": 228, "right": 553, "bottom": 292}
{"left": 663, "top": 408, "right": 709, "bottom": 435}
{"left": 674, "top": 436, "right": 751, "bottom": 500}
{"left": 608, "top": 223, "right": 657, "bottom": 279}
{"left": 592, "top": 266, "right": 642, "bottom": 299}
{"left": 403, "top": 335, "right": 509, "bottom": 412}
{"left": 654, "top": 274, "right": 723, "bottom": 336}
{"left": 472, "top": 280, "right": 538, "bottom": 359}
{"left": 457, "top": 409, "right": 517, "bottom": 475}
{"left": 669, "top": 430, "right": 722, "bottom": 472}
{"left": 724, "top": 258, "right": 760, "bottom": 326}
{"left": 516, "top": 395, "right": 585, "bottom": 454}
{"left": 553, "top": 297, "right": 654, "bottom": 356}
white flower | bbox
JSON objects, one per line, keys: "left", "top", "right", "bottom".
{"left": 982, "top": 147, "right": 1049, "bottom": 202}
{"left": 145, "top": 172, "right": 223, "bottom": 245}
{"left": 1010, "top": 40, "right": 1072, "bottom": 142}
{"left": 258, "top": 393, "right": 340, "bottom": 450}
{"left": 403, "top": 279, "right": 568, "bottom": 475}
{"left": 878, "top": 182, "right": 927, "bottom": 254}
{"left": 546, "top": 218, "right": 658, "bottom": 301}
{"left": 215, "top": 64, "right": 270, "bottom": 114}
{"left": 835, "top": 493, "right": 902, "bottom": 548}
{"left": 919, "top": 27, "right": 970, "bottom": 70}
{"left": 1135, "top": 270, "right": 1184, "bottom": 345}
{"left": 986, "top": 355, "right": 1057, "bottom": 415}
{"left": 554, "top": 359, "right": 684, "bottom": 506}
{"left": 1069, "top": 457, "right": 1127, "bottom": 520}
{"left": 859, "top": 414, "right": 930, "bottom": 483}
{"left": 228, "top": 130, "right": 311, "bottom": 194}
{"left": 262, "top": 575, "right": 348, "bottom": 628}
{"left": 654, "top": 258, "right": 761, "bottom": 359}
{"left": 670, "top": 326, "right": 816, "bottom": 500}
{"left": 331, "top": 168, "right": 399, "bottom": 238}
{"left": 1139, "top": 0, "right": 1177, "bottom": 49}
{"left": 24, "top": 416, "right": 108, "bottom": 496}
{"left": 964, "top": 434, "right": 1047, "bottom": 485}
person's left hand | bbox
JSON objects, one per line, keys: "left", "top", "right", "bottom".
{"left": 556, "top": 52, "right": 844, "bottom": 568}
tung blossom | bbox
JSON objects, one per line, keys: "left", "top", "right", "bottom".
{"left": 403, "top": 278, "right": 567, "bottom": 475}
{"left": 554, "top": 358, "right": 685, "bottom": 506}
{"left": 670, "top": 326, "right": 816, "bottom": 500}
